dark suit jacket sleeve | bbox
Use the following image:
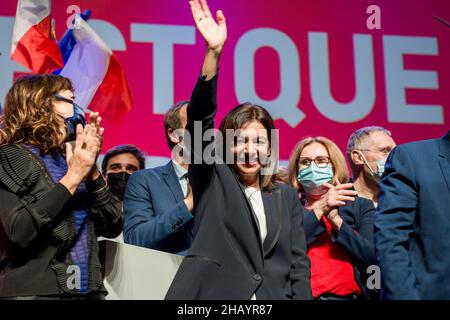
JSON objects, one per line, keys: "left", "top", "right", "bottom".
{"left": 290, "top": 189, "right": 313, "bottom": 300}
{"left": 123, "top": 172, "right": 193, "bottom": 248}
{"left": 0, "top": 182, "right": 72, "bottom": 249}
{"left": 303, "top": 209, "right": 326, "bottom": 245}
{"left": 331, "top": 200, "right": 376, "bottom": 265}
{"left": 374, "top": 146, "right": 421, "bottom": 299}
{"left": 186, "top": 73, "right": 218, "bottom": 208}
{"left": 85, "top": 174, "right": 123, "bottom": 239}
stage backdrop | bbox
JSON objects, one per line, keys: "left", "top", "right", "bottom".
{"left": 1, "top": 0, "right": 449, "bottom": 166}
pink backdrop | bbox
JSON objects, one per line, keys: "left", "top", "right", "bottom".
{"left": 1, "top": 0, "right": 449, "bottom": 162}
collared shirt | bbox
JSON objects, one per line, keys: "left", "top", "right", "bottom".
{"left": 244, "top": 186, "right": 267, "bottom": 301}
{"left": 172, "top": 160, "right": 188, "bottom": 197}
{"left": 244, "top": 187, "right": 267, "bottom": 243}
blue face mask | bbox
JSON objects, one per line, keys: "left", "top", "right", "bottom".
{"left": 297, "top": 163, "right": 334, "bottom": 196}
{"left": 54, "top": 94, "right": 86, "bottom": 142}
{"left": 64, "top": 104, "right": 86, "bottom": 142}
{"left": 359, "top": 151, "right": 386, "bottom": 179}
{"left": 375, "top": 159, "right": 386, "bottom": 178}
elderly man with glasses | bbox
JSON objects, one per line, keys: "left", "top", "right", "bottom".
{"left": 346, "top": 126, "right": 396, "bottom": 208}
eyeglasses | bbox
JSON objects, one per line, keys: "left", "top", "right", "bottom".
{"left": 53, "top": 94, "right": 82, "bottom": 112}
{"left": 298, "top": 156, "right": 331, "bottom": 168}
{"left": 357, "top": 148, "right": 391, "bottom": 156}
{"left": 53, "top": 94, "right": 85, "bottom": 123}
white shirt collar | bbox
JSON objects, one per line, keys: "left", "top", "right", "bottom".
{"left": 172, "top": 160, "right": 188, "bottom": 180}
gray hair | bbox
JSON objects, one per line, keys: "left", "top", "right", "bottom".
{"left": 346, "top": 126, "right": 392, "bottom": 171}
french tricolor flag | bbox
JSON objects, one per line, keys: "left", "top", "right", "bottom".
{"left": 58, "top": 15, "right": 133, "bottom": 124}
{"left": 10, "top": 0, "right": 64, "bottom": 73}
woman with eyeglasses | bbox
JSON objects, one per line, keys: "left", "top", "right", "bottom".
{"left": 287, "top": 137, "right": 377, "bottom": 300}
{"left": 0, "top": 74, "right": 122, "bottom": 300}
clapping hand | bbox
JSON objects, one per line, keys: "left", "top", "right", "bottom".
{"left": 62, "top": 112, "right": 104, "bottom": 193}
{"left": 312, "top": 179, "right": 357, "bottom": 221}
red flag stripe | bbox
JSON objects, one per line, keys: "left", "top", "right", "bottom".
{"left": 10, "top": 15, "right": 63, "bottom": 73}
{"left": 88, "top": 54, "right": 133, "bottom": 124}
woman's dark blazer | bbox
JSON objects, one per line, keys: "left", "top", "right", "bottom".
{"left": 303, "top": 196, "right": 377, "bottom": 297}
{"left": 165, "top": 73, "right": 312, "bottom": 300}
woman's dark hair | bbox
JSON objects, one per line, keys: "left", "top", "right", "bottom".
{"left": 0, "top": 74, "right": 73, "bottom": 154}
{"left": 218, "top": 103, "right": 279, "bottom": 190}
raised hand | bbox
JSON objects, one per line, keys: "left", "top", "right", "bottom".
{"left": 190, "top": 0, "right": 227, "bottom": 53}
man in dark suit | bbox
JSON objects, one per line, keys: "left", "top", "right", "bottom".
{"left": 375, "top": 131, "right": 450, "bottom": 299}
{"left": 123, "top": 102, "right": 194, "bottom": 255}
